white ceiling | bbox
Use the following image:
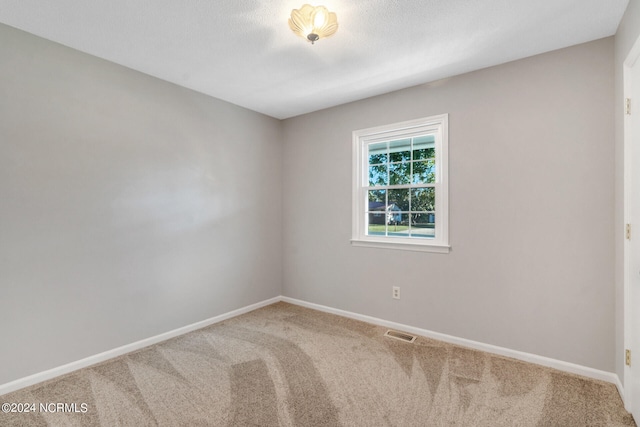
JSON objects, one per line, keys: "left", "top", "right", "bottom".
{"left": 0, "top": 0, "right": 629, "bottom": 119}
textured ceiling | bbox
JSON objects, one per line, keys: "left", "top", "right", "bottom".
{"left": 0, "top": 0, "right": 629, "bottom": 119}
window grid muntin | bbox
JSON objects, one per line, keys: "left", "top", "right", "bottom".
{"left": 365, "top": 134, "right": 437, "bottom": 239}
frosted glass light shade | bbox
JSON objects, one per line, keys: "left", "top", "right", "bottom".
{"left": 289, "top": 4, "right": 338, "bottom": 44}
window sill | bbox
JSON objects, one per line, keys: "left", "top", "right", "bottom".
{"left": 350, "top": 238, "right": 450, "bottom": 253}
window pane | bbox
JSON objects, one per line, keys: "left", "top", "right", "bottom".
{"left": 369, "top": 164, "right": 388, "bottom": 186}
{"left": 411, "top": 187, "right": 435, "bottom": 211}
{"left": 388, "top": 213, "right": 410, "bottom": 236}
{"left": 369, "top": 153, "right": 387, "bottom": 164}
{"left": 410, "top": 213, "right": 435, "bottom": 238}
{"left": 368, "top": 189, "right": 386, "bottom": 203}
{"left": 388, "top": 189, "right": 409, "bottom": 211}
{"left": 367, "top": 221, "right": 386, "bottom": 236}
{"left": 413, "top": 147, "right": 435, "bottom": 160}
{"left": 368, "top": 190, "right": 388, "bottom": 233}
{"left": 368, "top": 142, "right": 388, "bottom": 165}
{"left": 412, "top": 160, "right": 435, "bottom": 184}
{"left": 389, "top": 139, "right": 411, "bottom": 162}
{"left": 413, "top": 135, "right": 435, "bottom": 160}
{"left": 411, "top": 212, "right": 435, "bottom": 225}
{"left": 389, "top": 162, "right": 410, "bottom": 185}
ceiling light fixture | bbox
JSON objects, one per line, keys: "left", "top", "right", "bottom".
{"left": 289, "top": 4, "right": 338, "bottom": 45}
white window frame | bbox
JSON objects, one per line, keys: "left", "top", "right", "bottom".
{"left": 351, "top": 114, "right": 449, "bottom": 253}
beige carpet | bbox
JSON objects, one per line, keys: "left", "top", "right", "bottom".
{"left": 1, "top": 302, "right": 636, "bottom": 426}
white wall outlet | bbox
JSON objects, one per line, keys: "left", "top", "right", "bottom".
{"left": 392, "top": 286, "right": 400, "bottom": 299}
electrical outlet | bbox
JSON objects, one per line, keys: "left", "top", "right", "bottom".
{"left": 392, "top": 286, "right": 400, "bottom": 299}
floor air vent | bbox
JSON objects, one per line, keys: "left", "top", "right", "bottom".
{"left": 384, "top": 330, "right": 417, "bottom": 343}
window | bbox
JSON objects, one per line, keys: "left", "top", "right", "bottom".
{"left": 351, "top": 114, "right": 449, "bottom": 253}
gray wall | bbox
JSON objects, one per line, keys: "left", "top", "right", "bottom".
{"left": 615, "top": 0, "right": 640, "bottom": 384}
{"left": 0, "top": 24, "right": 282, "bottom": 385}
{"left": 0, "top": 18, "right": 621, "bottom": 386}
{"left": 282, "top": 38, "right": 615, "bottom": 372}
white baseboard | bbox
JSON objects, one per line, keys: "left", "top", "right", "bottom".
{"left": 0, "top": 297, "right": 280, "bottom": 397}
{"left": 2, "top": 294, "right": 625, "bottom": 402}
{"left": 281, "top": 296, "right": 624, "bottom": 393}
{"left": 615, "top": 374, "right": 625, "bottom": 404}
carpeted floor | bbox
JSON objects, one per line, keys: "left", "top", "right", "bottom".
{"left": 1, "top": 302, "right": 636, "bottom": 426}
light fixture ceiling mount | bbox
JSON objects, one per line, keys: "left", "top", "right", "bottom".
{"left": 289, "top": 4, "right": 338, "bottom": 45}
